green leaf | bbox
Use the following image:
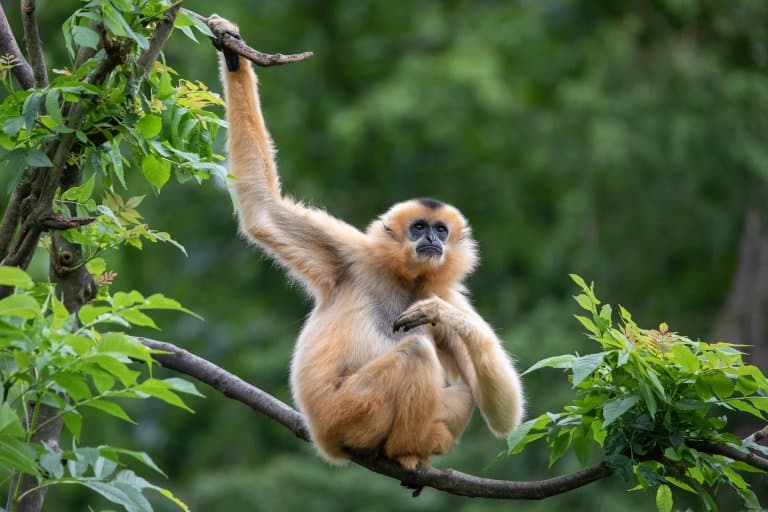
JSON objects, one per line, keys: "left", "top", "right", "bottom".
{"left": 163, "top": 378, "right": 205, "bottom": 397}
{"left": 72, "top": 25, "right": 100, "bottom": 49}
{"left": 0, "top": 294, "right": 39, "bottom": 319}
{"left": 136, "top": 379, "right": 193, "bottom": 412}
{"left": 98, "top": 332, "right": 153, "bottom": 364}
{"left": 656, "top": 484, "right": 672, "bottom": 512}
{"left": 0, "top": 403, "right": 25, "bottom": 438}
{"left": 571, "top": 352, "right": 607, "bottom": 387}
{"left": 137, "top": 114, "right": 162, "bottom": 138}
{"left": 569, "top": 273, "right": 589, "bottom": 292}
{"left": 141, "top": 154, "right": 171, "bottom": 191}
{"left": 25, "top": 149, "right": 53, "bottom": 167}
{"left": 670, "top": 344, "right": 699, "bottom": 373}
{"left": 83, "top": 399, "right": 135, "bottom": 423}
{"left": 78, "top": 305, "right": 111, "bottom": 325}
{"left": 22, "top": 92, "right": 42, "bottom": 130}
{"left": 573, "top": 293, "right": 594, "bottom": 312}
{"left": 62, "top": 411, "right": 82, "bottom": 440}
{"left": 81, "top": 480, "right": 152, "bottom": 512}
{"left": 53, "top": 372, "right": 92, "bottom": 401}
{"left": 549, "top": 431, "right": 572, "bottom": 467}
{"left": 573, "top": 315, "right": 598, "bottom": 334}
{"left": 101, "top": 447, "right": 166, "bottom": 477}
{"left": 0, "top": 266, "right": 34, "bottom": 288}
{"left": 506, "top": 418, "right": 539, "bottom": 453}
{"left": 602, "top": 395, "right": 640, "bottom": 427}
{"left": 40, "top": 450, "right": 65, "bottom": 479}
{"left": 523, "top": 354, "right": 575, "bottom": 375}
{"left": 0, "top": 437, "right": 39, "bottom": 475}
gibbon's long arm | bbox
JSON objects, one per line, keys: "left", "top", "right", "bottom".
{"left": 394, "top": 295, "right": 525, "bottom": 437}
{"left": 219, "top": 53, "right": 366, "bottom": 298}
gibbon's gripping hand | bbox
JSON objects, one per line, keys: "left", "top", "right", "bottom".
{"left": 393, "top": 297, "right": 444, "bottom": 332}
{"left": 208, "top": 14, "right": 242, "bottom": 72}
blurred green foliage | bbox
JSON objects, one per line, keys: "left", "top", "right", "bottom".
{"left": 2, "top": 0, "right": 768, "bottom": 510}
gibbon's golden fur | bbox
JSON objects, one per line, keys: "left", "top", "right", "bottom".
{"left": 211, "top": 15, "right": 524, "bottom": 470}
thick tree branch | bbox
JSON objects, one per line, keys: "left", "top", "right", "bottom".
{"left": 140, "top": 337, "right": 614, "bottom": 499}
{"left": 0, "top": 3, "right": 34, "bottom": 89}
{"left": 20, "top": 0, "right": 47, "bottom": 87}
{"left": 182, "top": 10, "right": 314, "bottom": 67}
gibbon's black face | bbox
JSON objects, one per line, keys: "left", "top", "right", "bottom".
{"left": 408, "top": 218, "right": 450, "bottom": 258}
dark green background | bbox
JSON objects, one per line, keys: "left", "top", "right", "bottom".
{"left": 3, "top": 0, "right": 768, "bottom": 510}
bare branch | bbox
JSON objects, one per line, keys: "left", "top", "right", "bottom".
{"left": 20, "top": 0, "right": 47, "bottom": 87}
{"left": 136, "top": 3, "right": 180, "bottom": 77}
{"left": 0, "top": 3, "right": 34, "bottom": 88}
{"left": 139, "top": 337, "right": 615, "bottom": 499}
{"left": 183, "top": 9, "right": 314, "bottom": 67}
{"left": 746, "top": 425, "right": 768, "bottom": 445}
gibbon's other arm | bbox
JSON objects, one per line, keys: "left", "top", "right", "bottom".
{"left": 212, "top": 16, "right": 366, "bottom": 298}
{"left": 394, "top": 294, "right": 525, "bottom": 437}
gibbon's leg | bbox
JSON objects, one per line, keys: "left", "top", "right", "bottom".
{"left": 429, "top": 384, "right": 474, "bottom": 455}
{"left": 322, "top": 335, "right": 445, "bottom": 470}
{"left": 394, "top": 296, "right": 525, "bottom": 437}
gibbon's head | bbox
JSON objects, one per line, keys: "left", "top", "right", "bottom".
{"left": 367, "top": 198, "right": 479, "bottom": 286}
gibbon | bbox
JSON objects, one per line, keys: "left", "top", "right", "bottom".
{"left": 210, "top": 15, "right": 524, "bottom": 470}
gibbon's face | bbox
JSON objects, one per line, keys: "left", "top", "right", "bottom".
{"left": 370, "top": 198, "right": 479, "bottom": 283}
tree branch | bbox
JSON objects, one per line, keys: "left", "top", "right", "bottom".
{"left": 136, "top": 3, "right": 180, "bottom": 77}
{"left": 20, "top": 0, "right": 47, "bottom": 87}
{"left": 691, "top": 441, "right": 768, "bottom": 472}
{"left": 139, "top": 337, "right": 614, "bottom": 499}
{"left": 182, "top": 9, "right": 314, "bottom": 67}
{"left": 0, "top": 3, "right": 34, "bottom": 89}
{"left": 746, "top": 425, "right": 768, "bottom": 445}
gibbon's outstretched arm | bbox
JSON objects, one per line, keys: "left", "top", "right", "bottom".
{"left": 394, "top": 294, "right": 525, "bottom": 437}
{"left": 213, "top": 16, "right": 366, "bottom": 298}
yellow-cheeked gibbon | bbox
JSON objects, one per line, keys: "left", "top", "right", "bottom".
{"left": 210, "top": 15, "right": 524, "bottom": 470}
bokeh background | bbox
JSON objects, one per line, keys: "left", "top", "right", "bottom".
{"left": 3, "top": 0, "right": 768, "bottom": 510}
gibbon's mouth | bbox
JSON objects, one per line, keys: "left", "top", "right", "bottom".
{"left": 416, "top": 244, "right": 443, "bottom": 258}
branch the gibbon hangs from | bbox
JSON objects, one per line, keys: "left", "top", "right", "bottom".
{"left": 210, "top": 15, "right": 524, "bottom": 470}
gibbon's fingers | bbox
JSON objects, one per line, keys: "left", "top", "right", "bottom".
{"left": 393, "top": 299, "right": 441, "bottom": 332}
{"left": 207, "top": 14, "right": 242, "bottom": 71}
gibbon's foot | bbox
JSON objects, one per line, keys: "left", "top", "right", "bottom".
{"left": 393, "top": 297, "right": 443, "bottom": 332}
{"left": 395, "top": 454, "right": 431, "bottom": 472}
{"left": 208, "top": 14, "right": 242, "bottom": 72}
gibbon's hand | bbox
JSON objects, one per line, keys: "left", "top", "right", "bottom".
{"left": 208, "top": 14, "right": 242, "bottom": 72}
{"left": 393, "top": 297, "right": 446, "bottom": 332}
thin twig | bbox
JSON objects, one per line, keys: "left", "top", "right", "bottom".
{"left": 0, "top": 3, "right": 34, "bottom": 88}
{"left": 182, "top": 9, "right": 314, "bottom": 67}
{"left": 140, "top": 337, "right": 615, "bottom": 499}
{"left": 20, "top": 0, "right": 47, "bottom": 87}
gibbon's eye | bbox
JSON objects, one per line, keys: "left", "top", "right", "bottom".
{"left": 408, "top": 220, "right": 428, "bottom": 240}
{"left": 434, "top": 222, "right": 449, "bottom": 241}
{"left": 60, "top": 251, "right": 73, "bottom": 264}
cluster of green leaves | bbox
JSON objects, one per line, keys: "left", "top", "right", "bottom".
{"left": 0, "top": 266, "right": 201, "bottom": 511}
{"left": 0, "top": 0, "right": 225, "bottom": 192}
{"left": 0, "top": 1, "right": 228, "bottom": 510}
{"left": 508, "top": 275, "right": 768, "bottom": 512}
